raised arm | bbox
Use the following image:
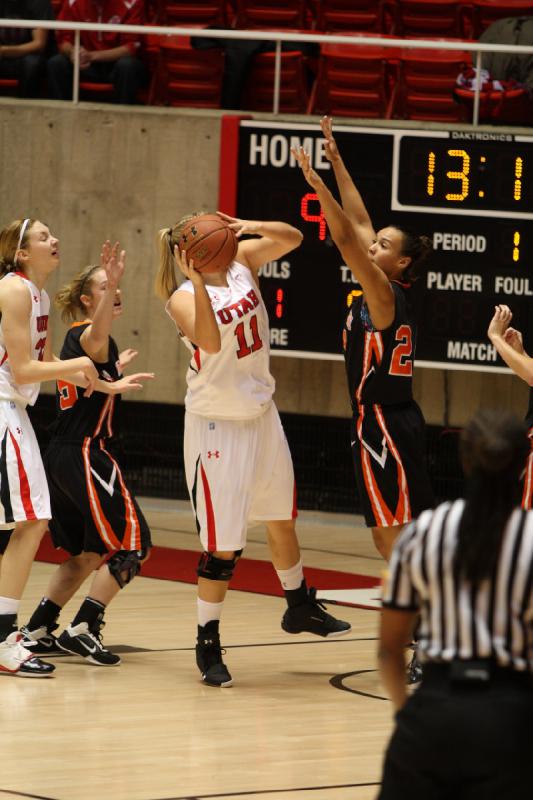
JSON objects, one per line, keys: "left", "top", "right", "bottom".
{"left": 488, "top": 305, "right": 533, "bottom": 385}
{"left": 80, "top": 241, "right": 124, "bottom": 363}
{"left": 217, "top": 212, "right": 303, "bottom": 281}
{"left": 293, "top": 147, "right": 395, "bottom": 330}
{"left": 320, "top": 116, "right": 376, "bottom": 250}
{"left": 167, "top": 249, "right": 221, "bottom": 354}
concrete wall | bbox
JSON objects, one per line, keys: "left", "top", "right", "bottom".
{"left": 0, "top": 100, "right": 527, "bottom": 425}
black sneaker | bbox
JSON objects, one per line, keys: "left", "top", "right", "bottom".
{"left": 0, "top": 632, "right": 55, "bottom": 678}
{"left": 196, "top": 621, "right": 233, "bottom": 687}
{"left": 20, "top": 623, "right": 63, "bottom": 656}
{"left": 58, "top": 622, "right": 121, "bottom": 666}
{"left": 281, "top": 588, "right": 352, "bottom": 638}
{"left": 406, "top": 647, "right": 423, "bottom": 685}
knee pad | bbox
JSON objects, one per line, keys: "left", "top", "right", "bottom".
{"left": 107, "top": 548, "right": 146, "bottom": 588}
{"left": 197, "top": 549, "right": 243, "bottom": 582}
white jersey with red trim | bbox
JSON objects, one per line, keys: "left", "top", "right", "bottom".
{"left": 168, "top": 261, "right": 275, "bottom": 420}
{"left": 0, "top": 272, "right": 50, "bottom": 407}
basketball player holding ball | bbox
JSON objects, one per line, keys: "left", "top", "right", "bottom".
{"left": 155, "top": 211, "right": 351, "bottom": 688}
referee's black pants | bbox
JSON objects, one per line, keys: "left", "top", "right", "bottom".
{"left": 378, "top": 664, "right": 533, "bottom": 800}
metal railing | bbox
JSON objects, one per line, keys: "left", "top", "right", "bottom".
{"left": 1, "top": 19, "right": 532, "bottom": 124}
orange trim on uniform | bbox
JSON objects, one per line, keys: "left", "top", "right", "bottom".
{"left": 93, "top": 396, "right": 112, "bottom": 437}
{"left": 199, "top": 461, "right": 217, "bottom": 552}
{"left": 355, "top": 331, "right": 383, "bottom": 405}
{"left": 521, "top": 437, "right": 533, "bottom": 510}
{"left": 82, "top": 437, "right": 122, "bottom": 551}
{"left": 106, "top": 395, "right": 115, "bottom": 438}
{"left": 374, "top": 403, "right": 411, "bottom": 524}
{"left": 100, "top": 440, "right": 140, "bottom": 551}
{"left": 356, "top": 406, "right": 395, "bottom": 528}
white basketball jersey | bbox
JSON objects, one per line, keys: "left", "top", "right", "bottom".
{"left": 0, "top": 272, "right": 50, "bottom": 406}
{"left": 168, "top": 261, "right": 275, "bottom": 419}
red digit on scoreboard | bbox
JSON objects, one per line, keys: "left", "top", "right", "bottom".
{"left": 300, "top": 193, "right": 327, "bottom": 240}
{"left": 275, "top": 288, "right": 284, "bottom": 319}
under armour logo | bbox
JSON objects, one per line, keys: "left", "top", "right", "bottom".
{"left": 207, "top": 451, "right": 220, "bottom": 459}
{"left": 16, "top": 427, "right": 21, "bottom": 434}
{"left": 33, "top": 296, "right": 39, "bottom": 302}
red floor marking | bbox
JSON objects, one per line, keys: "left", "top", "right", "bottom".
{"left": 36, "top": 533, "right": 380, "bottom": 598}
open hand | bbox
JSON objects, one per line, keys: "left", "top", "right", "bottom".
{"left": 113, "top": 372, "right": 155, "bottom": 394}
{"left": 488, "top": 304, "right": 512, "bottom": 340}
{"left": 291, "top": 146, "right": 322, "bottom": 189}
{"left": 320, "top": 116, "right": 340, "bottom": 163}
{"left": 503, "top": 326, "right": 524, "bottom": 353}
{"left": 100, "top": 240, "right": 125, "bottom": 289}
{"left": 118, "top": 348, "right": 138, "bottom": 369}
{"left": 216, "top": 211, "right": 261, "bottom": 238}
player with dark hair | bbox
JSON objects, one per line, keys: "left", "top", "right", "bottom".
{"left": 379, "top": 408, "right": 533, "bottom": 799}
{"left": 22, "top": 242, "right": 154, "bottom": 666}
{"left": 155, "top": 211, "right": 351, "bottom": 688}
{"left": 294, "top": 118, "right": 434, "bottom": 564}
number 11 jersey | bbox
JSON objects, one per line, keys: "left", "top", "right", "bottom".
{"left": 171, "top": 261, "right": 275, "bottom": 420}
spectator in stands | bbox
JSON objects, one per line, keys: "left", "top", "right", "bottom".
{"left": 0, "top": 0, "right": 54, "bottom": 98}
{"left": 480, "top": 16, "right": 533, "bottom": 94}
{"left": 47, "top": 0, "right": 147, "bottom": 104}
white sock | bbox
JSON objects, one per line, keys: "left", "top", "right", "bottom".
{"left": 0, "top": 596, "right": 19, "bottom": 616}
{"left": 276, "top": 558, "right": 304, "bottom": 591}
{"left": 197, "top": 598, "right": 224, "bottom": 627}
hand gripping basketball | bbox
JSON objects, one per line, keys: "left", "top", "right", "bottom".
{"left": 177, "top": 214, "right": 238, "bottom": 274}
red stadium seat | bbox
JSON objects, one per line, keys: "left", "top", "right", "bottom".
{"left": 0, "top": 79, "right": 19, "bottom": 97}
{"left": 315, "top": 0, "right": 386, "bottom": 33}
{"left": 241, "top": 48, "right": 310, "bottom": 112}
{"left": 397, "top": 44, "right": 472, "bottom": 122}
{"left": 455, "top": 86, "right": 533, "bottom": 125}
{"left": 151, "top": 34, "right": 224, "bottom": 108}
{"left": 394, "top": 0, "right": 467, "bottom": 38}
{"left": 472, "top": 1, "right": 533, "bottom": 37}
{"left": 159, "top": 0, "right": 228, "bottom": 26}
{"left": 308, "top": 37, "right": 400, "bottom": 118}
{"left": 233, "top": 0, "right": 307, "bottom": 29}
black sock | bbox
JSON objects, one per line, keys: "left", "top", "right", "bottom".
{"left": 284, "top": 579, "right": 309, "bottom": 608}
{"left": 26, "top": 597, "right": 62, "bottom": 632}
{"left": 0, "top": 613, "right": 17, "bottom": 641}
{"left": 71, "top": 598, "right": 106, "bottom": 633}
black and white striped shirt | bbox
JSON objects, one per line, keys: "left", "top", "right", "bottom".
{"left": 382, "top": 499, "right": 533, "bottom": 672}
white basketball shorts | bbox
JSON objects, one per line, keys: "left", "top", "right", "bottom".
{"left": 0, "top": 400, "right": 51, "bottom": 528}
{"left": 184, "top": 403, "right": 297, "bottom": 552}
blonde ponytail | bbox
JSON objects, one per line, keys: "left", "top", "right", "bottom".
{"left": 154, "top": 212, "right": 204, "bottom": 300}
{"left": 55, "top": 264, "right": 100, "bottom": 323}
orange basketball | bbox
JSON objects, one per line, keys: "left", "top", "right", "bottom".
{"left": 177, "top": 214, "right": 238, "bottom": 273}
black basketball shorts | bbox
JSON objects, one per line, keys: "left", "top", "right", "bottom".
{"left": 44, "top": 437, "right": 151, "bottom": 556}
{"left": 351, "top": 401, "right": 434, "bottom": 528}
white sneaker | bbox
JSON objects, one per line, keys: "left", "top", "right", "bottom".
{"left": 0, "top": 631, "right": 55, "bottom": 677}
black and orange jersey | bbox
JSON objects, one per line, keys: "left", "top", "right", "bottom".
{"left": 50, "top": 322, "right": 121, "bottom": 441}
{"left": 526, "top": 388, "right": 533, "bottom": 430}
{"left": 343, "top": 281, "right": 416, "bottom": 411}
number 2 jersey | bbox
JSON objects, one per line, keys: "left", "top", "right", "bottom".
{"left": 0, "top": 272, "right": 49, "bottom": 406}
{"left": 50, "top": 322, "right": 121, "bottom": 440}
{"left": 169, "top": 261, "right": 275, "bottom": 420}
{"left": 343, "top": 280, "right": 416, "bottom": 411}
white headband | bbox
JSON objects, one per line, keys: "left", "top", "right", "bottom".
{"left": 16, "top": 218, "right": 31, "bottom": 252}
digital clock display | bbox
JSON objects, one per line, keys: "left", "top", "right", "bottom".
{"left": 396, "top": 135, "right": 531, "bottom": 214}
{"left": 220, "top": 120, "right": 533, "bottom": 371}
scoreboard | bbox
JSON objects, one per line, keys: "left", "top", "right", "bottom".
{"left": 222, "top": 120, "right": 533, "bottom": 372}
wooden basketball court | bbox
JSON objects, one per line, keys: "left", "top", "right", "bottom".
{"left": 0, "top": 500, "right": 394, "bottom": 800}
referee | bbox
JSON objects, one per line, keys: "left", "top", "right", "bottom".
{"left": 377, "top": 408, "right": 533, "bottom": 800}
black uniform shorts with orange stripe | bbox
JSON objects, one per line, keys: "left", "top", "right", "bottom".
{"left": 44, "top": 437, "right": 151, "bottom": 557}
{"left": 351, "top": 401, "right": 434, "bottom": 528}
{"left": 520, "top": 429, "right": 533, "bottom": 510}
